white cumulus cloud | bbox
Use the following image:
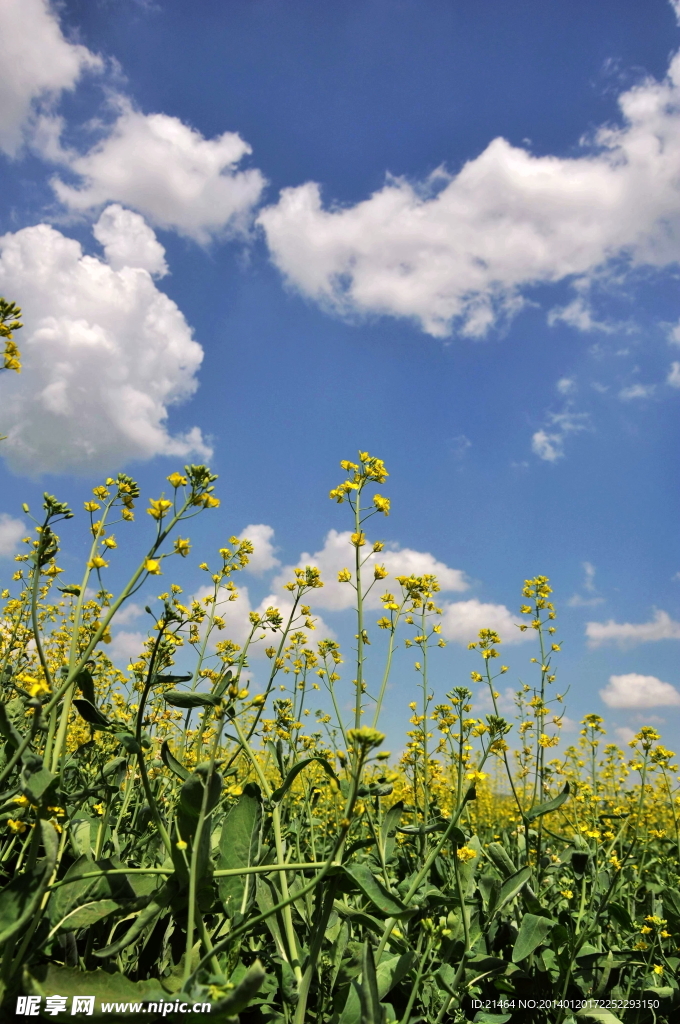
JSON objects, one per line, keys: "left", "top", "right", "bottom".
{"left": 0, "top": 0, "right": 101, "bottom": 155}
{"left": 260, "top": 47, "right": 680, "bottom": 337}
{"left": 440, "top": 599, "right": 530, "bottom": 646}
{"left": 51, "top": 100, "right": 266, "bottom": 243}
{"left": 668, "top": 361, "right": 680, "bottom": 388}
{"left": 586, "top": 610, "right": 680, "bottom": 647}
{"left": 0, "top": 210, "right": 210, "bottom": 475}
{"left": 271, "top": 529, "right": 469, "bottom": 612}
{"left": 92, "top": 204, "right": 168, "bottom": 276}
{"left": 0, "top": 514, "right": 24, "bottom": 557}
{"left": 600, "top": 672, "right": 680, "bottom": 708}
{"left": 240, "top": 524, "right": 281, "bottom": 575}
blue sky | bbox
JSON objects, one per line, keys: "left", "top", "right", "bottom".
{"left": 0, "top": 0, "right": 679, "bottom": 748}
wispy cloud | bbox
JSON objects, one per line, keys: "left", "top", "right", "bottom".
{"left": 586, "top": 610, "right": 680, "bottom": 647}
{"left": 568, "top": 561, "right": 605, "bottom": 607}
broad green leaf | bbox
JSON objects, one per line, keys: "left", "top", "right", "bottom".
{"left": 75, "top": 668, "right": 96, "bottom": 705}
{"left": 344, "top": 863, "right": 410, "bottom": 918}
{"left": 380, "top": 801, "right": 403, "bottom": 863}
{"left": 26, "top": 964, "right": 167, "bottom": 1022}
{"left": 339, "top": 951, "right": 415, "bottom": 1024}
{"left": 20, "top": 763, "right": 56, "bottom": 805}
{"left": 48, "top": 898, "right": 121, "bottom": 937}
{"left": 0, "top": 821, "right": 58, "bottom": 945}
{"left": 153, "top": 673, "right": 193, "bottom": 684}
{"left": 663, "top": 888, "right": 680, "bottom": 918}
{"left": 0, "top": 702, "right": 22, "bottom": 749}
{"left": 576, "top": 1003, "right": 624, "bottom": 1024}
{"left": 217, "top": 782, "right": 262, "bottom": 917}
{"left": 397, "top": 819, "right": 459, "bottom": 837}
{"left": 101, "top": 756, "right": 126, "bottom": 778}
{"left": 162, "top": 689, "right": 221, "bottom": 708}
{"left": 177, "top": 768, "right": 223, "bottom": 839}
{"left": 492, "top": 866, "right": 532, "bottom": 917}
{"left": 524, "top": 782, "right": 570, "bottom": 822}
{"left": 608, "top": 901, "right": 634, "bottom": 931}
{"left": 512, "top": 913, "right": 555, "bottom": 962}
{"left": 358, "top": 941, "right": 384, "bottom": 1024}
{"left": 73, "top": 698, "right": 111, "bottom": 729}
{"left": 48, "top": 856, "right": 109, "bottom": 927}
{"left": 93, "top": 879, "right": 177, "bottom": 958}
{"left": 160, "top": 739, "right": 190, "bottom": 781}
{"left": 114, "top": 732, "right": 140, "bottom": 754}
{"left": 473, "top": 1014, "right": 513, "bottom": 1024}
{"left": 270, "top": 756, "right": 339, "bottom": 802}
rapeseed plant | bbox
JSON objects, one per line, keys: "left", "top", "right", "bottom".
{"left": 0, "top": 410, "right": 676, "bottom": 1020}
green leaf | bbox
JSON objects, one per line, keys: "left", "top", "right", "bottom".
{"left": 473, "top": 1014, "right": 513, "bottom": 1024}
{"left": 153, "top": 673, "right": 193, "bottom": 684}
{"left": 217, "top": 783, "right": 262, "bottom": 917}
{"left": 524, "top": 782, "right": 570, "bottom": 823}
{"left": 48, "top": 856, "right": 109, "bottom": 928}
{"left": 358, "top": 941, "right": 384, "bottom": 1024}
{"left": 57, "top": 584, "right": 81, "bottom": 596}
{"left": 160, "top": 739, "right": 191, "bottom": 781}
{"left": 512, "top": 913, "right": 556, "bottom": 962}
{"left": 93, "top": 880, "right": 177, "bottom": 958}
{"left": 608, "top": 901, "right": 634, "bottom": 931}
{"left": 338, "top": 951, "right": 415, "bottom": 1024}
{"left": 114, "top": 732, "right": 140, "bottom": 754}
{"left": 25, "top": 964, "right": 167, "bottom": 1022}
{"left": 397, "top": 819, "right": 458, "bottom": 837}
{"left": 75, "top": 668, "right": 96, "bottom": 705}
{"left": 162, "top": 689, "right": 221, "bottom": 708}
{"left": 101, "top": 756, "right": 127, "bottom": 778}
{"left": 0, "top": 702, "right": 22, "bottom": 749}
{"left": 344, "top": 863, "right": 411, "bottom": 919}
{"left": 0, "top": 821, "right": 58, "bottom": 945}
{"left": 21, "top": 763, "right": 56, "bottom": 805}
{"left": 48, "top": 898, "right": 121, "bottom": 937}
{"left": 492, "top": 866, "right": 532, "bottom": 917}
{"left": 73, "top": 698, "right": 111, "bottom": 729}
{"left": 664, "top": 888, "right": 680, "bottom": 919}
{"left": 380, "top": 801, "right": 403, "bottom": 864}
{"left": 575, "top": 1003, "right": 624, "bottom": 1024}
{"left": 270, "top": 756, "right": 339, "bottom": 802}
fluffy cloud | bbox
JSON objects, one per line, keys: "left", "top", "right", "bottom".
{"left": 107, "top": 630, "right": 147, "bottom": 667}
{"left": 271, "top": 529, "right": 469, "bottom": 612}
{"left": 92, "top": 205, "right": 168, "bottom": 276}
{"left": 0, "top": 514, "right": 24, "bottom": 557}
{"left": 531, "top": 409, "right": 590, "bottom": 462}
{"left": 260, "top": 48, "right": 680, "bottom": 337}
{"left": 240, "top": 524, "right": 281, "bottom": 575}
{"left": 0, "top": 0, "right": 100, "bottom": 155}
{"left": 600, "top": 672, "right": 680, "bottom": 708}
{"left": 51, "top": 101, "right": 266, "bottom": 243}
{"left": 586, "top": 610, "right": 680, "bottom": 647}
{"left": 668, "top": 361, "right": 680, "bottom": 388}
{"left": 440, "top": 599, "right": 530, "bottom": 646}
{"left": 0, "top": 209, "right": 210, "bottom": 474}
